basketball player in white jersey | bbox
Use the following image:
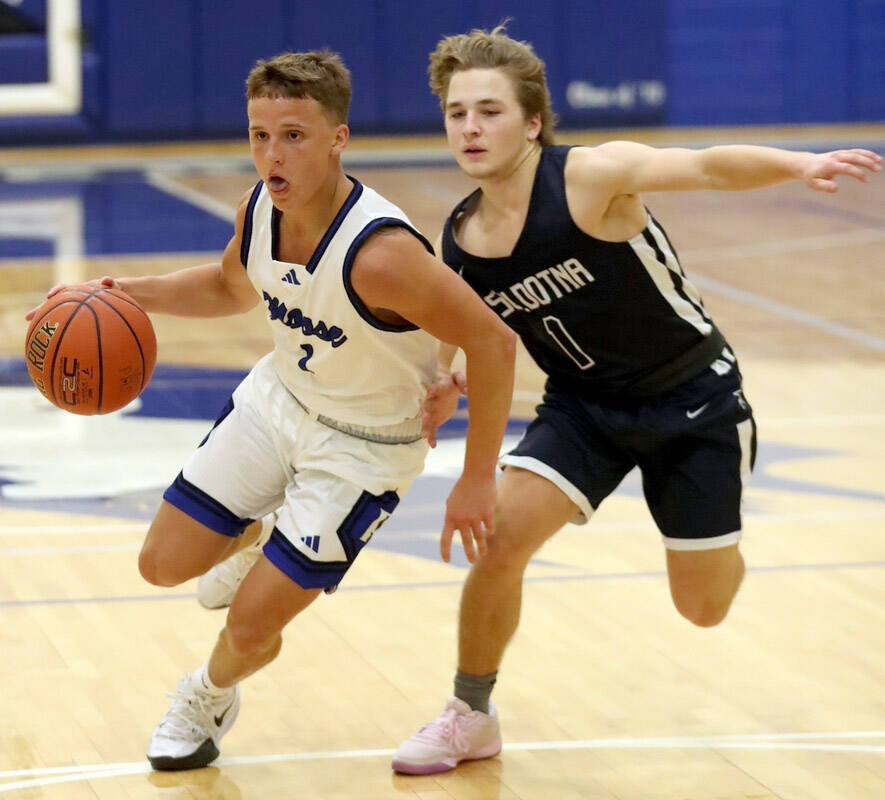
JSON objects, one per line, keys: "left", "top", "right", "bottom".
{"left": 391, "top": 28, "right": 881, "bottom": 774}
{"left": 30, "top": 50, "right": 516, "bottom": 771}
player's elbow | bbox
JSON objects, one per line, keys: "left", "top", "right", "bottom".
{"left": 493, "top": 323, "right": 517, "bottom": 358}
{"left": 697, "top": 147, "right": 752, "bottom": 191}
{"left": 220, "top": 282, "right": 258, "bottom": 316}
{"left": 486, "top": 323, "right": 517, "bottom": 369}
{"left": 231, "top": 291, "right": 259, "bottom": 315}
{"left": 456, "top": 315, "right": 516, "bottom": 370}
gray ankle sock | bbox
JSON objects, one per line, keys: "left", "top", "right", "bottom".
{"left": 454, "top": 671, "right": 497, "bottom": 714}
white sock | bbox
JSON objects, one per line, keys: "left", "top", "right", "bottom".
{"left": 197, "top": 662, "right": 233, "bottom": 696}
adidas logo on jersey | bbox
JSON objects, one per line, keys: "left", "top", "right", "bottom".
{"left": 281, "top": 268, "right": 300, "bottom": 285}
{"left": 301, "top": 535, "right": 320, "bottom": 553}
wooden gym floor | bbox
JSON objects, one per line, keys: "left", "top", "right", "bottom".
{"left": 0, "top": 123, "right": 883, "bottom": 799}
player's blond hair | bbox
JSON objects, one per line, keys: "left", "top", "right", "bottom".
{"left": 246, "top": 50, "right": 351, "bottom": 124}
{"left": 429, "top": 26, "right": 557, "bottom": 146}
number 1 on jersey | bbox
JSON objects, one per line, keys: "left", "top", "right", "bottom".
{"left": 543, "top": 316, "right": 595, "bottom": 370}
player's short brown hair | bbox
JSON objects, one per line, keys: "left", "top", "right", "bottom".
{"left": 429, "top": 26, "right": 557, "bottom": 146}
{"left": 246, "top": 50, "right": 351, "bottom": 124}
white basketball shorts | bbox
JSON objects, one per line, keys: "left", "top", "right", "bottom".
{"left": 163, "top": 353, "right": 429, "bottom": 590}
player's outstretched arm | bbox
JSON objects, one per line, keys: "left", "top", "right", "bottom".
{"left": 582, "top": 141, "right": 881, "bottom": 198}
{"left": 351, "top": 228, "right": 517, "bottom": 564}
{"left": 26, "top": 188, "right": 259, "bottom": 321}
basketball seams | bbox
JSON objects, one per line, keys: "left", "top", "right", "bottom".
{"left": 43, "top": 300, "right": 89, "bottom": 407}
{"left": 26, "top": 296, "right": 88, "bottom": 342}
{"left": 46, "top": 300, "right": 99, "bottom": 410}
{"left": 91, "top": 293, "right": 149, "bottom": 393}
{"left": 92, "top": 302, "right": 104, "bottom": 412}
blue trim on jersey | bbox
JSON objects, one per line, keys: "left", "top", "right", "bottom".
{"left": 270, "top": 177, "right": 364, "bottom": 274}
{"left": 263, "top": 489, "right": 400, "bottom": 589}
{"left": 198, "top": 394, "right": 234, "bottom": 446}
{"left": 341, "top": 218, "right": 434, "bottom": 332}
{"left": 162, "top": 471, "right": 253, "bottom": 537}
{"left": 240, "top": 181, "right": 264, "bottom": 268}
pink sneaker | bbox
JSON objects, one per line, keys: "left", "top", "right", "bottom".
{"left": 391, "top": 697, "right": 502, "bottom": 774}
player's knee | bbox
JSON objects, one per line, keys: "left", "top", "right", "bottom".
{"left": 224, "top": 616, "right": 279, "bottom": 658}
{"left": 138, "top": 548, "right": 172, "bottom": 586}
{"left": 138, "top": 546, "right": 189, "bottom": 587}
{"left": 673, "top": 593, "right": 733, "bottom": 628}
{"left": 480, "top": 516, "right": 545, "bottom": 572}
{"left": 667, "top": 545, "right": 744, "bottom": 627}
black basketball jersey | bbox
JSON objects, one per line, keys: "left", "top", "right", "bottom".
{"left": 441, "top": 145, "right": 728, "bottom": 400}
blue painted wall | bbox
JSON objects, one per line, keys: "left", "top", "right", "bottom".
{"left": 0, "top": 0, "right": 882, "bottom": 146}
{"left": 666, "top": 0, "right": 885, "bottom": 124}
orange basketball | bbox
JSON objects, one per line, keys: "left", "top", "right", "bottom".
{"left": 24, "top": 285, "right": 157, "bottom": 415}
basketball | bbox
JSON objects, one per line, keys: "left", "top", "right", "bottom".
{"left": 24, "top": 285, "right": 157, "bottom": 415}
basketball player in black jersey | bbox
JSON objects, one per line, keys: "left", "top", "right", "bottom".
{"left": 392, "top": 26, "right": 881, "bottom": 775}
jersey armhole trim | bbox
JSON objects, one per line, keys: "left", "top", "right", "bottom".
{"left": 342, "top": 218, "right": 433, "bottom": 332}
{"left": 240, "top": 181, "right": 264, "bottom": 269}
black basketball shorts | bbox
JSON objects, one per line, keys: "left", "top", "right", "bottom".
{"left": 501, "top": 363, "right": 756, "bottom": 549}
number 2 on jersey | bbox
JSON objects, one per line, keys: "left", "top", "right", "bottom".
{"left": 543, "top": 316, "right": 595, "bottom": 370}
{"left": 298, "top": 344, "right": 314, "bottom": 372}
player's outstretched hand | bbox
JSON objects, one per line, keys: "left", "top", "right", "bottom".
{"left": 803, "top": 149, "right": 881, "bottom": 193}
{"left": 421, "top": 370, "right": 468, "bottom": 448}
{"left": 25, "top": 276, "right": 118, "bottom": 320}
{"left": 440, "top": 473, "right": 495, "bottom": 564}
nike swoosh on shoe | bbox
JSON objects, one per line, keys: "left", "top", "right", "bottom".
{"left": 214, "top": 701, "right": 235, "bottom": 727}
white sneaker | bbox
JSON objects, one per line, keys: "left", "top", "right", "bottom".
{"left": 197, "top": 512, "right": 276, "bottom": 609}
{"left": 147, "top": 673, "right": 240, "bottom": 771}
{"left": 391, "top": 697, "right": 502, "bottom": 774}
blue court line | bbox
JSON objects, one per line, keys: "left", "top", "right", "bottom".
{"left": 1, "top": 560, "right": 882, "bottom": 609}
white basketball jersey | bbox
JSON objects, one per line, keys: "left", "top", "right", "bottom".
{"left": 241, "top": 179, "right": 439, "bottom": 427}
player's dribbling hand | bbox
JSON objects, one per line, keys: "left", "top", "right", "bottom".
{"left": 25, "top": 276, "right": 119, "bottom": 320}
{"left": 802, "top": 149, "right": 881, "bottom": 193}
{"left": 421, "top": 370, "right": 467, "bottom": 448}
{"left": 440, "top": 473, "right": 495, "bottom": 564}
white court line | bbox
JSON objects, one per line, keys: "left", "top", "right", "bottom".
{"left": 0, "top": 731, "right": 882, "bottom": 793}
{"left": 144, "top": 172, "right": 237, "bottom": 223}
